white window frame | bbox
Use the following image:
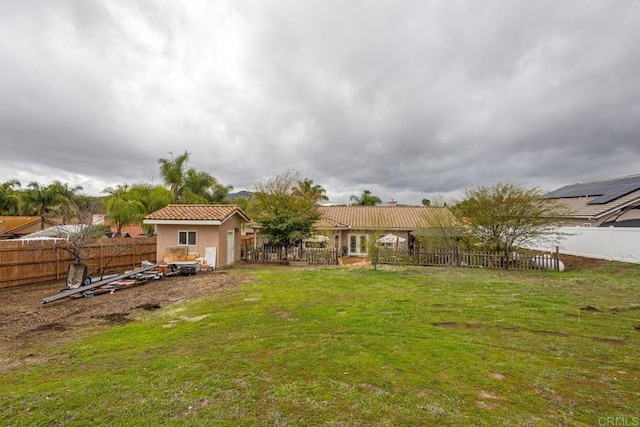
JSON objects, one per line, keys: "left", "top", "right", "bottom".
{"left": 348, "top": 233, "right": 368, "bottom": 255}
{"left": 178, "top": 230, "right": 197, "bottom": 246}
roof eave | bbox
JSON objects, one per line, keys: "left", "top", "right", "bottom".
{"left": 143, "top": 219, "right": 223, "bottom": 226}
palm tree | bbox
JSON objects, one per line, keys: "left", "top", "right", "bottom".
{"left": 103, "top": 185, "right": 147, "bottom": 237}
{"left": 50, "top": 180, "right": 83, "bottom": 224}
{"left": 350, "top": 190, "right": 381, "bottom": 206}
{"left": 293, "top": 178, "right": 329, "bottom": 203}
{"left": 127, "top": 182, "right": 174, "bottom": 214}
{"left": 0, "top": 180, "right": 22, "bottom": 215}
{"left": 157, "top": 151, "right": 232, "bottom": 205}
{"left": 157, "top": 150, "right": 191, "bottom": 202}
{"left": 24, "top": 182, "right": 67, "bottom": 230}
{"left": 182, "top": 169, "right": 232, "bottom": 204}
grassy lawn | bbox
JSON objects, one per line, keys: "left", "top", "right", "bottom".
{"left": 2, "top": 263, "right": 639, "bottom": 426}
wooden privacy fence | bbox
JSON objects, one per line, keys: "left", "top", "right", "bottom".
{"left": 244, "top": 245, "right": 338, "bottom": 265}
{"left": 0, "top": 237, "right": 157, "bottom": 289}
{"left": 378, "top": 248, "right": 562, "bottom": 271}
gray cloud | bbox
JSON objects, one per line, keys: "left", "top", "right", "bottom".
{"left": 1, "top": 0, "right": 639, "bottom": 204}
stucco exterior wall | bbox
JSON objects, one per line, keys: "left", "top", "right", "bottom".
{"left": 155, "top": 215, "right": 245, "bottom": 268}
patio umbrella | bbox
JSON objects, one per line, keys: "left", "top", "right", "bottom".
{"left": 377, "top": 233, "right": 406, "bottom": 244}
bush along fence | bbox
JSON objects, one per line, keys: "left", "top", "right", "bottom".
{"left": 244, "top": 244, "right": 339, "bottom": 265}
{"left": 0, "top": 237, "right": 157, "bottom": 289}
{"left": 377, "top": 247, "right": 563, "bottom": 271}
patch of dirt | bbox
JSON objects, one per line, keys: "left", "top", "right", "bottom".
{"left": 0, "top": 268, "right": 251, "bottom": 373}
{"left": 559, "top": 254, "right": 614, "bottom": 269}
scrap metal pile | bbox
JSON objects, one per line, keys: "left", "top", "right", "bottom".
{"left": 41, "top": 260, "right": 201, "bottom": 304}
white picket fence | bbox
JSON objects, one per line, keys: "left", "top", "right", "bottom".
{"left": 526, "top": 227, "right": 640, "bottom": 264}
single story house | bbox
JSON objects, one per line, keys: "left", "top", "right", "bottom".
{"left": 543, "top": 174, "right": 640, "bottom": 227}
{"left": 0, "top": 216, "right": 60, "bottom": 240}
{"left": 313, "top": 201, "right": 459, "bottom": 256}
{"left": 143, "top": 204, "right": 250, "bottom": 269}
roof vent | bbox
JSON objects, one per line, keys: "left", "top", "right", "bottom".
{"left": 387, "top": 199, "right": 397, "bottom": 207}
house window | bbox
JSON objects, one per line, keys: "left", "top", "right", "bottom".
{"left": 178, "top": 231, "right": 196, "bottom": 245}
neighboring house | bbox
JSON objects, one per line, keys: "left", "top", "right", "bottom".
{"left": 108, "top": 224, "right": 147, "bottom": 238}
{"left": 543, "top": 174, "right": 640, "bottom": 227}
{"left": 143, "top": 204, "right": 250, "bottom": 269}
{"left": 19, "top": 224, "right": 88, "bottom": 240}
{"left": 314, "top": 201, "right": 459, "bottom": 256}
{"left": 0, "top": 216, "right": 60, "bottom": 240}
{"left": 91, "top": 214, "right": 148, "bottom": 237}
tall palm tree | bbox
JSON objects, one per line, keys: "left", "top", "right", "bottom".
{"left": 0, "top": 179, "right": 22, "bottom": 215}
{"left": 157, "top": 150, "right": 191, "bottom": 202}
{"left": 25, "top": 182, "right": 67, "bottom": 229}
{"left": 50, "top": 180, "right": 83, "bottom": 224}
{"left": 157, "top": 151, "right": 232, "bottom": 204}
{"left": 293, "top": 178, "right": 329, "bottom": 203}
{"left": 350, "top": 190, "right": 382, "bottom": 206}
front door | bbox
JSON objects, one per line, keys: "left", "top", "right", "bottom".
{"left": 226, "top": 230, "right": 235, "bottom": 266}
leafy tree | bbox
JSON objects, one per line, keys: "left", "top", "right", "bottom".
{"left": 231, "top": 195, "right": 251, "bottom": 211}
{"left": 0, "top": 180, "right": 22, "bottom": 215}
{"left": 455, "top": 182, "right": 569, "bottom": 266}
{"left": 293, "top": 178, "right": 329, "bottom": 203}
{"left": 414, "top": 208, "right": 467, "bottom": 263}
{"left": 350, "top": 190, "right": 381, "bottom": 206}
{"left": 364, "top": 212, "right": 388, "bottom": 270}
{"left": 248, "top": 170, "right": 320, "bottom": 248}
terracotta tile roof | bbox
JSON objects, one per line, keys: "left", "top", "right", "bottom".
{"left": 144, "top": 204, "right": 249, "bottom": 222}
{"left": 111, "top": 224, "right": 147, "bottom": 237}
{"left": 316, "top": 205, "right": 458, "bottom": 229}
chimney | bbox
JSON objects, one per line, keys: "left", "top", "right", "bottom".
{"left": 387, "top": 199, "right": 397, "bottom": 207}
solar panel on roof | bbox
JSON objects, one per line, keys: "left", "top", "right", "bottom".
{"left": 543, "top": 175, "right": 640, "bottom": 204}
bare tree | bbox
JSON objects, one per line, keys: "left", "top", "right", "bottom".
{"left": 455, "top": 182, "right": 571, "bottom": 267}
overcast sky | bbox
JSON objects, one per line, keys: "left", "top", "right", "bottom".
{"left": 1, "top": 0, "right": 639, "bottom": 205}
